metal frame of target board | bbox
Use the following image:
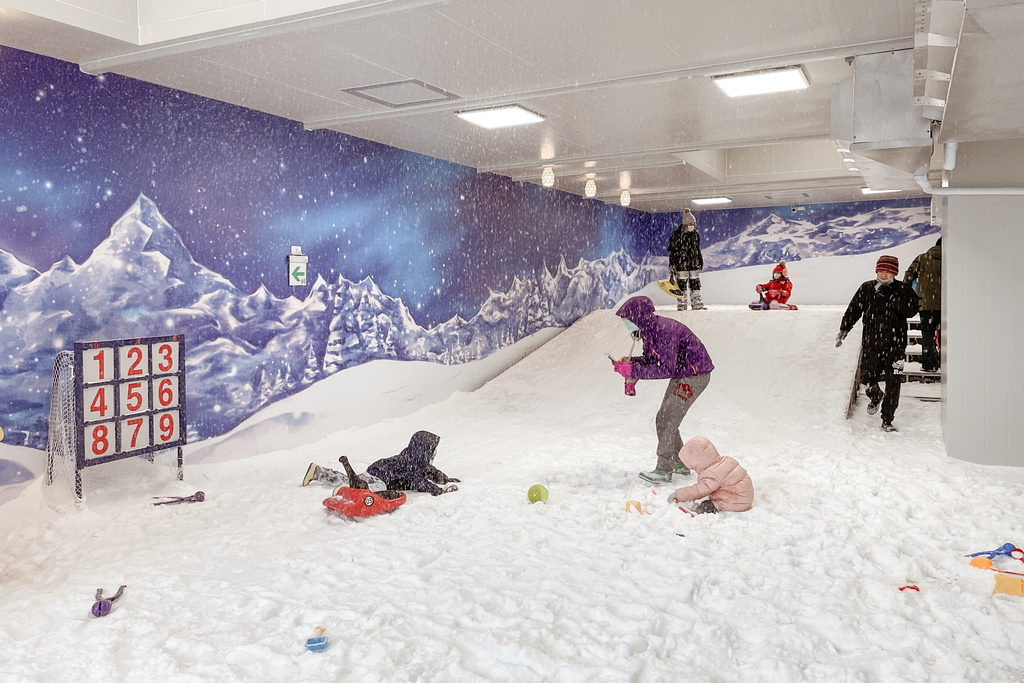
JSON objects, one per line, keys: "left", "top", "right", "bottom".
{"left": 74, "top": 334, "right": 187, "bottom": 498}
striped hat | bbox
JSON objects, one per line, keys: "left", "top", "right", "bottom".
{"left": 875, "top": 255, "right": 899, "bottom": 275}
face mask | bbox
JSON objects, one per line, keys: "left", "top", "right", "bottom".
{"left": 624, "top": 320, "right": 639, "bottom": 333}
{"left": 773, "top": 272, "right": 781, "bottom": 279}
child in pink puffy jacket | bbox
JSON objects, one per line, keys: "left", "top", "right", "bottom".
{"left": 668, "top": 436, "right": 754, "bottom": 514}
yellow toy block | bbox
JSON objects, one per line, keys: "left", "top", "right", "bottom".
{"left": 993, "top": 573, "right": 1024, "bottom": 597}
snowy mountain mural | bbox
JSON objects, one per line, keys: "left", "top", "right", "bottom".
{"left": 700, "top": 205, "right": 936, "bottom": 270}
{"left": 0, "top": 196, "right": 659, "bottom": 448}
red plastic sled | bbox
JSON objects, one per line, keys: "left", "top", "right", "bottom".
{"left": 323, "top": 486, "right": 407, "bottom": 517}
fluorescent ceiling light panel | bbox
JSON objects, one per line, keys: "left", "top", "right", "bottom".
{"left": 712, "top": 66, "right": 809, "bottom": 98}
{"left": 861, "top": 188, "right": 903, "bottom": 195}
{"left": 692, "top": 197, "right": 732, "bottom": 205}
{"left": 456, "top": 105, "right": 544, "bottom": 129}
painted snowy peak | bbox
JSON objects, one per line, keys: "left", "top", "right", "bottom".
{"left": 0, "top": 249, "right": 40, "bottom": 308}
{"left": 0, "top": 196, "right": 657, "bottom": 448}
{"left": 702, "top": 205, "right": 935, "bottom": 270}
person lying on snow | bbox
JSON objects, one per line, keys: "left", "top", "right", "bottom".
{"left": 667, "top": 436, "right": 753, "bottom": 514}
{"left": 302, "top": 430, "right": 459, "bottom": 495}
{"left": 751, "top": 260, "right": 795, "bottom": 310}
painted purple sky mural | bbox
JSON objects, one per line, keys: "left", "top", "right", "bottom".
{"left": 0, "top": 46, "right": 646, "bottom": 327}
{"left": 0, "top": 45, "right": 935, "bottom": 452}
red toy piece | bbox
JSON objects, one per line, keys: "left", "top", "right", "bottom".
{"left": 323, "top": 486, "right": 406, "bottom": 517}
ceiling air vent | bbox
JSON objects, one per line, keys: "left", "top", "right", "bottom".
{"left": 763, "top": 192, "right": 810, "bottom": 201}
{"left": 342, "top": 80, "right": 459, "bottom": 108}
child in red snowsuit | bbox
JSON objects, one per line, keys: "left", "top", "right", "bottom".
{"left": 753, "top": 261, "right": 795, "bottom": 310}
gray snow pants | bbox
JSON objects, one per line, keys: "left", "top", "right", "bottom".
{"left": 654, "top": 372, "right": 711, "bottom": 472}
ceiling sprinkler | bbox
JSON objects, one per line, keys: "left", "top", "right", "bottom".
{"left": 791, "top": 204, "right": 805, "bottom": 213}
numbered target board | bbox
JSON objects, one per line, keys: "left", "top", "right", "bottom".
{"left": 74, "top": 335, "right": 187, "bottom": 469}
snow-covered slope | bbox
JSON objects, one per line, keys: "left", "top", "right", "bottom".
{"left": 0, "top": 196, "right": 658, "bottom": 447}
{"left": 2, "top": 283, "right": 1023, "bottom": 681}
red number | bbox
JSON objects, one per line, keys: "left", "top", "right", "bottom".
{"left": 90, "top": 388, "right": 108, "bottom": 417}
{"left": 126, "top": 347, "right": 144, "bottom": 376}
{"left": 92, "top": 350, "right": 106, "bottom": 380}
{"left": 158, "top": 378, "right": 174, "bottom": 407}
{"left": 126, "top": 417, "right": 144, "bottom": 448}
{"left": 157, "top": 344, "right": 174, "bottom": 372}
{"left": 91, "top": 425, "right": 109, "bottom": 455}
{"left": 158, "top": 413, "right": 176, "bottom": 442}
{"left": 126, "top": 382, "right": 144, "bottom": 411}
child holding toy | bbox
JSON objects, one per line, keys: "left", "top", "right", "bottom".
{"left": 667, "top": 436, "right": 753, "bottom": 514}
{"left": 613, "top": 295, "right": 714, "bottom": 484}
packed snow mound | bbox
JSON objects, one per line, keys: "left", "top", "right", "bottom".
{"left": 3, "top": 302, "right": 1022, "bottom": 682}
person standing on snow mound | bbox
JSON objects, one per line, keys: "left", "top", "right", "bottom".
{"left": 903, "top": 237, "right": 942, "bottom": 372}
{"left": 612, "top": 295, "right": 714, "bottom": 484}
{"left": 836, "top": 255, "right": 920, "bottom": 433}
{"left": 668, "top": 208, "right": 705, "bottom": 311}
{"left": 667, "top": 436, "right": 753, "bottom": 514}
{"left": 752, "top": 260, "right": 796, "bottom": 310}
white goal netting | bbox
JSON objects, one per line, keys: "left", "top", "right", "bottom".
{"left": 42, "top": 351, "right": 79, "bottom": 511}
{"left": 42, "top": 351, "right": 183, "bottom": 512}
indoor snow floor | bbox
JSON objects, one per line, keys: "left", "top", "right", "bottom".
{"left": 2, "top": 305, "right": 1024, "bottom": 682}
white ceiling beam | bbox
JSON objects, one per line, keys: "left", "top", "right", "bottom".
{"left": 481, "top": 134, "right": 832, "bottom": 175}
{"left": 80, "top": 0, "right": 447, "bottom": 74}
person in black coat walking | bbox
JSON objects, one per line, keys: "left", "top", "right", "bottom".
{"left": 836, "top": 255, "right": 920, "bottom": 432}
{"left": 668, "top": 208, "right": 705, "bottom": 311}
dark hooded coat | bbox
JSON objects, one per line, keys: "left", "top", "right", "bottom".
{"left": 840, "top": 279, "right": 920, "bottom": 381}
{"left": 366, "top": 431, "right": 455, "bottom": 496}
{"left": 668, "top": 226, "right": 703, "bottom": 271}
{"left": 904, "top": 243, "right": 942, "bottom": 311}
{"left": 615, "top": 296, "right": 714, "bottom": 379}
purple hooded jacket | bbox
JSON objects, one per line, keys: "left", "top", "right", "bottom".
{"left": 615, "top": 296, "right": 714, "bottom": 380}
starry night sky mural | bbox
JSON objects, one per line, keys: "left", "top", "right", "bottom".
{"left": 0, "top": 45, "right": 932, "bottom": 452}
{"left": 0, "top": 46, "right": 646, "bottom": 328}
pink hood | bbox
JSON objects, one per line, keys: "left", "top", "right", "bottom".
{"left": 674, "top": 436, "right": 754, "bottom": 512}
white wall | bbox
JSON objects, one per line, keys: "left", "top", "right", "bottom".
{"left": 943, "top": 140, "right": 1024, "bottom": 466}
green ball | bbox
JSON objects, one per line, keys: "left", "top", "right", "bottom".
{"left": 527, "top": 484, "right": 549, "bottom": 504}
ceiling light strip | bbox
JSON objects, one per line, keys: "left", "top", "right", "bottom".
{"left": 305, "top": 38, "right": 913, "bottom": 130}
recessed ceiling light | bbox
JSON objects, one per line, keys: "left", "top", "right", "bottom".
{"left": 692, "top": 197, "right": 732, "bottom": 205}
{"left": 861, "top": 188, "right": 903, "bottom": 195}
{"left": 456, "top": 105, "right": 544, "bottom": 129}
{"left": 619, "top": 190, "right": 631, "bottom": 207}
{"left": 541, "top": 167, "right": 555, "bottom": 187}
{"left": 711, "top": 66, "right": 808, "bottom": 98}
{"left": 584, "top": 179, "right": 597, "bottom": 197}
{"left": 848, "top": 167, "right": 860, "bottom": 172}
{"left": 837, "top": 147, "right": 851, "bottom": 154}
{"left": 842, "top": 157, "right": 857, "bottom": 163}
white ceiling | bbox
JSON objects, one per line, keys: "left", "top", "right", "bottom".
{"left": 1, "top": 0, "right": 1021, "bottom": 213}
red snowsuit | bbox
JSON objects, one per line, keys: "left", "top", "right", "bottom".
{"left": 757, "top": 262, "right": 793, "bottom": 304}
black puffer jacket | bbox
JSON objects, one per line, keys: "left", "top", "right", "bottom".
{"left": 840, "top": 279, "right": 920, "bottom": 377}
{"left": 366, "top": 431, "right": 457, "bottom": 496}
{"left": 668, "top": 227, "right": 703, "bottom": 271}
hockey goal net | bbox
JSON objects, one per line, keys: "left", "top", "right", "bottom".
{"left": 42, "top": 350, "right": 182, "bottom": 511}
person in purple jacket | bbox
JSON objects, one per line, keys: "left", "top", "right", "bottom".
{"left": 613, "top": 296, "right": 714, "bottom": 484}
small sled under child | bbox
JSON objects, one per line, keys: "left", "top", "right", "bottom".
{"left": 749, "top": 293, "right": 798, "bottom": 311}
{"left": 322, "top": 456, "right": 406, "bottom": 517}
